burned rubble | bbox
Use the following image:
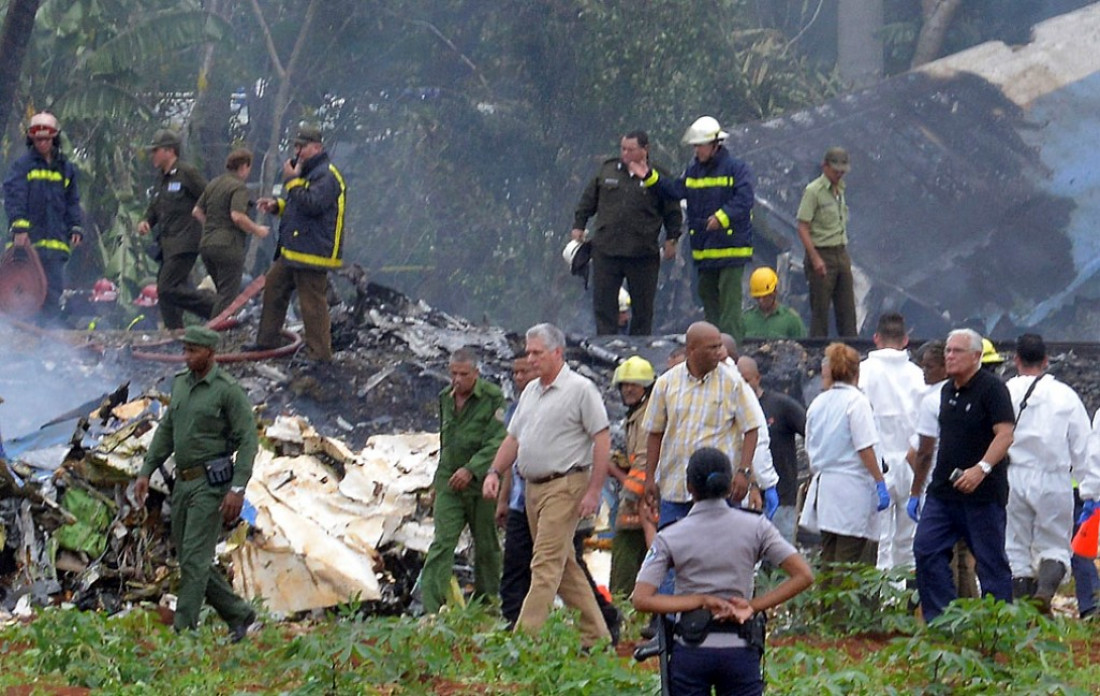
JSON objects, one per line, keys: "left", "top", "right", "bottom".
{"left": 2, "top": 276, "right": 1099, "bottom": 622}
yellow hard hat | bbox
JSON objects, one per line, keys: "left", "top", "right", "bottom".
{"left": 980, "top": 338, "right": 1004, "bottom": 364}
{"left": 749, "top": 267, "right": 778, "bottom": 298}
{"left": 612, "top": 355, "right": 655, "bottom": 387}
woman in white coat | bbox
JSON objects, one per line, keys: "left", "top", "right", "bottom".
{"left": 800, "top": 342, "right": 890, "bottom": 566}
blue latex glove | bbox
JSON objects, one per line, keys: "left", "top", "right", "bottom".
{"left": 763, "top": 486, "right": 779, "bottom": 519}
{"left": 876, "top": 480, "right": 891, "bottom": 512}
{"left": 1079, "top": 499, "right": 1099, "bottom": 526}
{"left": 906, "top": 496, "right": 921, "bottom": 523}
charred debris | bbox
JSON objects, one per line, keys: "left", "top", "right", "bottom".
{"left": 2, "top": 274, "right": 1100, "bottom": 621}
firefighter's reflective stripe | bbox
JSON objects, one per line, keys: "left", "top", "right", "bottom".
{"left": 34, "top": 239, "right": 71, "bottom": 253}
{"left": 692, "top": 246, "right": 752, "bottom": 261}
{"left": 26, "top": 169, "right": 67, "bottom": 185}
{"left": 3, "top": 238, "right": 71, "bottom": 253}
{"left": 685, "top": 176, "right": 734, "bottom": 188}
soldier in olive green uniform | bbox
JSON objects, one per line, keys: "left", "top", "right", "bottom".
{"left": 420, "top": 348, "right": 507, "bottom": 613}
{"left": 134, "top": 326, "right": 258, "bottom": 640}
{"left": 137, "top": 129, "right": 214, "bottom": 329}
{"left": 193, "top": 149, "right": 270, "bottom": 317}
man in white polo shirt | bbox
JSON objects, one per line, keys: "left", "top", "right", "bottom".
{"left": 482, "top": 322, "right": 611, "bottom": 647}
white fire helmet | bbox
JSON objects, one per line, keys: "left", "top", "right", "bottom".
{"left": 28, "top": 112, "right": 60, "bottom": 138}
{"left": 682, "top": 115, "right": 728, "bottom": 145}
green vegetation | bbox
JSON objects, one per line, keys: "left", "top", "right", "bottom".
{"left": 1, "top": 567, "right": 1098, "bottom": 695}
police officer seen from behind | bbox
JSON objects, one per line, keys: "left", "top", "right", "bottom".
{"left": 571, "top": 130, "right": 682, "bottom": 335}
{"left": 192, "top": 149, "right": 270, "bottom": 317}
{"left": 252, "top": 124, "right": 346, "bottom": 362}
{"left": 3, "top": 112, "right": 84, "bottom": 325}
{"left": 137, "top": 129, "right": 214, "bottom": 329}
{"left": 633, "top": 447, "right": 813, "bottom": 696}
{"left": 133, "top": 326, "right": 258, "bottom": 641}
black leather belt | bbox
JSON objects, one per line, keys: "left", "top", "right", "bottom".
{"left": 528, "top": 465, "right": 589, "bottom": 485}
{"left": 177, "top": 465, "right": 205, "bottom": 481}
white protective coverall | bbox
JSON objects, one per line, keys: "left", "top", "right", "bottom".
{"left": 859, "top": 348, "right": 924, "bottom": 570}
{"left": 1006, "top": 374, "right": 1091, "bottom": 576}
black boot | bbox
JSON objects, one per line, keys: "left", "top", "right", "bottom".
{"left": 1034, "top": 559, "right": 1066, "bottom": 615}
{"left": 1012, "top": 576, "right": 1037, "bottom": 601}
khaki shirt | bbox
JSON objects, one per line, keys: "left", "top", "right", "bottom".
{"left": 796, "top": 174, "right": 848, "bottom": 248}
{"left": 141, "top": 364, "right": 258, "bottom": 488}
{"left": 508, "top": 363, "right": 609, "bottom": 480}
{"left": 197, "top": 172, "right": 251, "bottom": 252}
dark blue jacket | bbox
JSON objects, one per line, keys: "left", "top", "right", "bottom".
{"left": 643, "top": 145, "right": 753, "bottom": 270}
{"left": 274, "top": 150, "right": 346, "bottom": 270}
{"left": 3, "top": 146, "right": 83, "bottom": 256}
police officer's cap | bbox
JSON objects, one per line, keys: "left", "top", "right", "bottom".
{"left": 293, "top": 124, "right": 323, "bottom": 146}
{"left": 181, "top": 326, "right": 220, "bottom": 349}
{"left": 148, "top": 129, "right": 182, "bottom": 151}
{"left": 824, "top": 146, "right": 850, "bottom": 172}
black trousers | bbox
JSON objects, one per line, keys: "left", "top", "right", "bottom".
{"left": 500, "top": 509, "right": 532, "bottom": 627}
{"left": 499, "top": 508, "right": 614, "bottom": 628}
{"left": 157, "top": 252, "right": 214, "bottom": 329}
{"left": 591, "top": 249, "right": 659, "bottom": 335}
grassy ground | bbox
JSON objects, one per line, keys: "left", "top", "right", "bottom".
{"left": 0, "top": 571, "right": 1098, "bottom": 695}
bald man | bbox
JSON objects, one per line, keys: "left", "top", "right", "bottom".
{"left": 739, "top": 356, "right": 806, "bottom": 542}
{"left": 643, "top": 322, "right": 761, "bottom": 529}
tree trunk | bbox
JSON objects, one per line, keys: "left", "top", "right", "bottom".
{"left": 190, "top": 0, "right": 233, "bottom": 177}
{"left": 837, "top": 0, "right": 883, "bottom": 88}
{"left": 911, "top": 0, "right": 964, "bottom": 68}
{"left": 245, "top": 0, "right": 320, "bottom": 274}
{"left": 0, "top": 0, "right": 42, "bottom": 137}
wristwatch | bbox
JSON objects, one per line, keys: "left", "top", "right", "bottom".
{"left": 230, "top": 486, "right": 246, "bottom": 494}
{"left": 736, "top": 467, "right": 753, "bottom": 478}
{"left": 976, "top": 461, "right": 993, "bottom": 475}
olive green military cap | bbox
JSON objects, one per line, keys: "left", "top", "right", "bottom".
{"left": 180, "top": 325, "right": 220, "bottom": 348}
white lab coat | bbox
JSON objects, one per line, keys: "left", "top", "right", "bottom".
{"left": 801, "top": 384, "right": 881, "bottom": 540}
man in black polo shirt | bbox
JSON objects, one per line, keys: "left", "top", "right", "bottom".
{"left": 911, "top": 328, "right": 1015, "bottom": 622}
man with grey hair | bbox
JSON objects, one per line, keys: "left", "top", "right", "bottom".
{"left": 420, "top": 347, "right": 506, "bottom": 614}
{"left": 482, "top": 323, "right": 612, "bottom": 646}
{"left": 911, "top": 328, "right": 1015, "bottom": 621}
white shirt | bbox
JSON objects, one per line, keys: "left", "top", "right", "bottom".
{"left": 721, "top": 358, "right": 779, "bottom": 489}
{"left": 1006, "top": 374, "right": 1089, "bottom": 477}
{"left": 804, "top": 383, "right": 881, "bottom": 539}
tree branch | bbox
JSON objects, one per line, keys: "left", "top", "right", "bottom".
{"left": 249, "top": 0, "right": 286, "bottom": 79}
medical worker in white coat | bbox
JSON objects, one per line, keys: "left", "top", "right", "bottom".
{"left": 801, "top": 342, "right": 890, "bottom": 565}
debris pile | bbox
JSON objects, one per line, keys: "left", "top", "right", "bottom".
{"left": 7, "top": 277, "right": 1100, "bottom": 620}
